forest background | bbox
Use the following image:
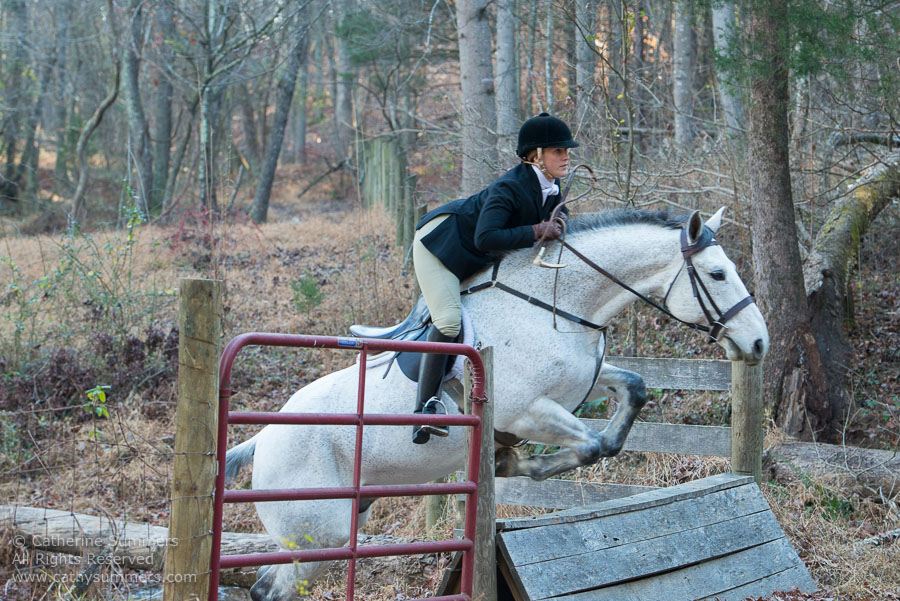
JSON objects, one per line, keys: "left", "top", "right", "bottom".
{"left": 1, "top": 0, "right": 899, "bottom": 599}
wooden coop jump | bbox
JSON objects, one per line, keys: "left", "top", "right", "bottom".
{"left": 496, "top": 474, "right": 816, "bottom": 601}
{"left": 441, "top": 355, "right": 818, "bottom": 601}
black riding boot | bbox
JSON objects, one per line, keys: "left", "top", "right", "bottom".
{"left": 411, "top": 326, "right": 456, "bottom": 444}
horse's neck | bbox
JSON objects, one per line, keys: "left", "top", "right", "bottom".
{"left": 495, "top": 224, "right": 682, "bottom": 326}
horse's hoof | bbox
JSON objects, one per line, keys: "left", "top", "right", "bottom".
{"left": 600, "top": 438, "right": 624, "bottom": 458}
{"left": 250, "top": 579, "right": 273, "bottom": 601}
{"left": 494, "top": 447, "right": 520, "bottom": 477}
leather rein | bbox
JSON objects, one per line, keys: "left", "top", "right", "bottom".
{"left": 479, "top": 164, "right": 757, "bottom": 344}
{"left": 556, "top": 225, "right": 755, "bottom": 343}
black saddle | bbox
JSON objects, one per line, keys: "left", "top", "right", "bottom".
{"left": 349, "top": 295, "right": 459, "bottom": 381}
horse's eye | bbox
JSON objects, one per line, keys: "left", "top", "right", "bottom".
{"left": 710, "top": 270, "right": 726, "bottom": 281}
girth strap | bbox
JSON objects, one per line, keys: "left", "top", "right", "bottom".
{"left": 461, "top": 262, "right": 605, "bottom": 331}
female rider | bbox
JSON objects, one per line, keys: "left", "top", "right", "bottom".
{"left": 411, "top": 112, "right": 579, "bottom": 444}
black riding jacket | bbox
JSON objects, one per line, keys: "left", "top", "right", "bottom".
{"left": 416, "top": 163, "right": 567, "bottom": 281}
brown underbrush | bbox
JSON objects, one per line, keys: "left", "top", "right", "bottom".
{"left": 1, "top": 175, "right": 898, "bottom": 600}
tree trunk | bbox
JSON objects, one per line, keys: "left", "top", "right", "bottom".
{"left": 163, "top": 96, "right": 200, "bottom": 213}
{"left": 651, "top": 0, "right": 674, "bottom": 152}
{"left": 605, "top": 0, "right": 624, "bottom": 119}
{"left": 72, "top": 63, "right": 121, "bottom": 221}
{"left": 456, "top": 0, "right": 498, "bottom": 195}
{"left": 122, "top": 0, "right": 154, "bottom": 216}
{"left": 0, "top": 504, "right": 432, "bottom": 591}
{"left": 631, "top": 0, "right": 647, "bottom": 152}
{"left": 251, "top": 22, "right": 309, "bottom": 224}
{"left": 311, "top": 34, "right": 326, "bottom": 123}
{"left": 746, "top": 0, "right": 827, "bottom": 441}
{"left": 695, "top": 4, "right": 716, "bottom": 124}
{"left": 566, "top": 10, "right": 577, "bottom": 103}
{"left": 234, "top": 82, "right": 263, "bottom": 176}
{"left": 764, "top": 441, "right": 900, "bottom": 500}
{"left": 293, "top": 59, "right": 309, "bottom": 164}
{"left": 333, "top": 0, "right": 356, "bottom": 164}
{"left": 525, "top": 3, "right": 540, "bottom": 113}
{"left": 1, "top": 0, "right": 28, "bottom": 202}
{"left": 495, "top": 0, "right": 519, "bottom": 157}
{"left": 151, "top": 0, "right": 176, "bottom": 214}
{"left": 53, "top": 0, "right": 75, "bottom": 196}
{"left": 199, "top": 85, "right": 219, "bottom": 211}
{"left": 711, "top": 0, "right": 744, "bottom": 133}
{"left": 17, "top": 53, "right": 55, "bottom": 202}
{"left": 544, "top": 2, "right": 554, "bottom": 109}
{"left": 673, "top": 0, "right": 694, "bottom": 149}
{"left": 575, "top": 0, "right": 596, "bottom": 158}
{"left": 801, "top": 154, "right": 900, "bottom": 437}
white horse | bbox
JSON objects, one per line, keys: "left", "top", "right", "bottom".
{"left": 225, "top": 208, "right": 768, "bottom": 601}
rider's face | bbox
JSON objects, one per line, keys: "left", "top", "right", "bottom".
{"left": 542, "top": 147, "right": 570, "bottom": 179}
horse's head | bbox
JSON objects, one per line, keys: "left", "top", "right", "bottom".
{"left": 664, "top": 208, "right": 769, "bottom": 365}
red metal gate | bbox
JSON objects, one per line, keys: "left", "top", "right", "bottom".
{"left": 209, "top": 333, "right": 488, "bottom": 601}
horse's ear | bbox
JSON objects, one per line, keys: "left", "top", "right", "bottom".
{"left": 705, "top": 207, "right": 725, "bottom": 234}
{"left": 687, "top": 210, "right": 703, "bottom": 243}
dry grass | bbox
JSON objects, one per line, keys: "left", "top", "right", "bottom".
{"left": 1, "top": 206, "right": 412, "bottom": 342}
{"left": 766, "top": 479, "right": 900, "bottom": 600}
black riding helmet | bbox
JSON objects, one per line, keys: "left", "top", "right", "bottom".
{"left": 516, "top": 112, "right": 579, "bottom": 158}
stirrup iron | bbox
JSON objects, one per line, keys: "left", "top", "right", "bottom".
{"left": 419, "top": 397, "right": 449, "bottom": 437}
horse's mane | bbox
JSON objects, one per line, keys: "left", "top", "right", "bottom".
{"left": 566, "top": 208, "right": 688, "bottom": 234}
{"left": 487, "top": 209, "right": 690, "bottom": 266}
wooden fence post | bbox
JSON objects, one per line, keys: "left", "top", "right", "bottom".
{"left": 731, "top": 361, "right": 764, "bottom": 484}
{"left": 465, "top": 347, "right": 496, "bottom": 601}
{"left": 425, "top": 478, "right": 447, "bottom": 531}
{"left": 163, "top": 279, "right": 222, "bottom": 601}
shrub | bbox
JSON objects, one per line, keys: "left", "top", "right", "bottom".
{"left": 0, "top": 199, "right": 177, "bottom": 421}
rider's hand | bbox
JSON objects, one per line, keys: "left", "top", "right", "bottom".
{"left": 532, "top": 220, "right": 562, "bottom": 241}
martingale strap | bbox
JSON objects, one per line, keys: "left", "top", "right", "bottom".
{"left": 461, "top": 262, "right": 606, "bottom": 331}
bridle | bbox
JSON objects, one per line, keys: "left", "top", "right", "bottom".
{"left": 661, "top": 227, "right": 756, "bottom": 342}
{"left": 534, "top": 167, "right": 757, "bottom": 344}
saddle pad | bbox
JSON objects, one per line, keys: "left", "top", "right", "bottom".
{"left": 357, "top": 306, "right": 475, "bottom": 387}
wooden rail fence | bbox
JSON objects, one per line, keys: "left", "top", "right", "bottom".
{"left": 360, "top": 135, "right": 422, "bottom": 259}
{"left": 492, "top": 355, "right": 764, "bottom": 511}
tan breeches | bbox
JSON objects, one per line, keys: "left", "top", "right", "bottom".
{"left": 413, "top": 215, "right": 462, "bottom": 337}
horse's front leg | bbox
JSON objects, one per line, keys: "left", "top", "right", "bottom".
{"left": 495, "top": 364, "right": 647, "bottom": 481}
{"left": 587, "top": 362, "right": 648, "bottom": 456}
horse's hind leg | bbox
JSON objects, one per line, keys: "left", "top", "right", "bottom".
{"left": 495, "top": 397, "right": 613, "bottom": 481}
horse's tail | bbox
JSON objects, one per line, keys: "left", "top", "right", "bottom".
{"left": 224, "top": 436, "right": 257, "bottom": 484}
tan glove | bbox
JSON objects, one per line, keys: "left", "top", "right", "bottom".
{"left": 532, "top": 220, "right": 562, "bottom": 241}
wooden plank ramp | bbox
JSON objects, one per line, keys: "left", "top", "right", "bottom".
{"left": 496, "top": 474, "right": 817, "bottom": 601}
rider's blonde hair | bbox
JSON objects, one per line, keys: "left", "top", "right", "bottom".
{"left": 521, "top": 148, "right": 552, "bottom": 180}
